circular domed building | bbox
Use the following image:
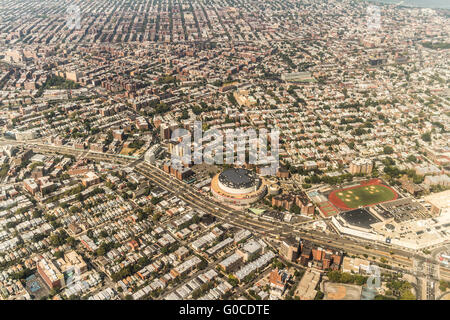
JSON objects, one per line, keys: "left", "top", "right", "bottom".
{"left": 211, "top": 168, "right": 267, "bottom": 208}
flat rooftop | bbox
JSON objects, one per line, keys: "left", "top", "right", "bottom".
{"left": 425, "top": 190, "right": 450, "bottom": 210}
{"left": 218, "top": 168, "right": 257, "bottom": 189}
{"left": 340, "top": 208, "right": 381, "bottom": 229}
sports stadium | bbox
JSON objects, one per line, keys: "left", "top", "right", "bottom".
{"left": 309, "top": 179, "right": 399, "bottom": 218}
{"left": 328, "top": 179, "right": 399, "bottom": 211}
{"left": 211, "top": 168, "right": 267, "bottom": 208}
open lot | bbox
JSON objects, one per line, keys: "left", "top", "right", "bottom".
{"left": 323, "top": 282, "right": 362, "bottom": 300}
{"left": 119, "top": 147, "right": 136, "bottom": 156}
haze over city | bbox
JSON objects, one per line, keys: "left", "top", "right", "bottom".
{"left": 0, "top": 0, "right": 448, "bottom": 305}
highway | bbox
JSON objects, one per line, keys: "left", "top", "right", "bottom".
{"left": 4, "top": 139, "right": 448, "bottom": 284}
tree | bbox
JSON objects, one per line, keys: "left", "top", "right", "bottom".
{"left": 327, "top": 271, "right": 342, "bottom": 282}
{"left": 10, "top": 268, "right": 33, "bottom": 280}
{"left": 152, "top": 212, "right": 162, "bottom": 222}
{"left": 96, "top": 246, "right": 106, "bottom": 257}
{"left": 375, "top": 294, "right": 395, "bottom": 300}
{"left": 421, "top": 132, "right": 431, "bottom": 142}
{"left": 32, "top": 210, "right": 43, "bottom": 218}
{"left": 49, "top": 231, "right": 69, "bottom": 247}
{"left": 76, "top": 193, "right": 84, "bottom": 202}
{"left": 340, "top": 272, "right": 354, "bottom": 284}
{"left": 439, "top": 280, "right": 450, "bottom": 292}
{"left": 383, "top": 146, "right": 394, "bottom": 154}
{"left": 354, "top": 275, "right": 367, "bottom": 286}
{"left": 198, "top": 258, "right": 208, "bottom": 270}
{"left": 314, "top": 291, "right": 324, "bottom": 300}
{"left": 407, "top": 155, "right": 417, "bottom": 163}
{"left": 66, "top": 237, "right": 77, "bottom": 248}
{"left": 70, "top": 206, "right": 81, "bottom": 214}
{"left": 227, "top": 275, "right": 239, "bottom": 287}
{"left": 54, "top": 251, "right": 64, "bottom": 259}
{"left": 399, "top": 290, "right": 416, "bottom": 300}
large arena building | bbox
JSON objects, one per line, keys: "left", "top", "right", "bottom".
{"left": 211, "top": 168, "right": 267, "bottom": 208}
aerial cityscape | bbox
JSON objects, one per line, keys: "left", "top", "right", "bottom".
{"left": 0, "top": 0, "right": 449, "bottom": 304}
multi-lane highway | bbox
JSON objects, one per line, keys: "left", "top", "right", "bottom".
{"left": 4, "top": 139, "right": 449, "bottom": 285}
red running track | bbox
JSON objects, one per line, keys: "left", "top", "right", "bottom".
{"left": 328, "top": 179, "right": 399, "bottom": 211}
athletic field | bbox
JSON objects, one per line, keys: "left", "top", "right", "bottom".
{"left": 328, "top": 179, "right": 398, "bottom": 210}
{"left": 318, "top": 201, "right": 340, "bottom": 217}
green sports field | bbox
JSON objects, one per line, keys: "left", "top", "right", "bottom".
{"left": 329, "top": 184, "right": 398, "bottom": 209}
